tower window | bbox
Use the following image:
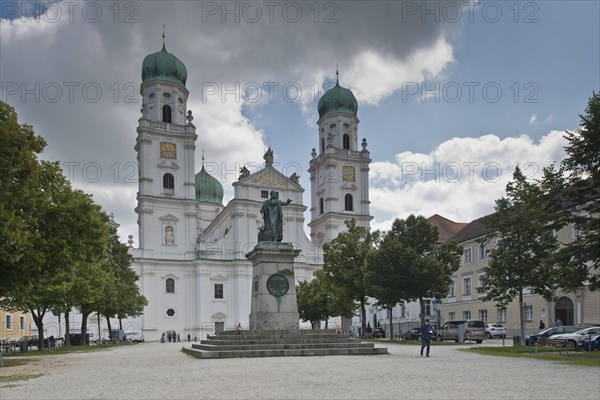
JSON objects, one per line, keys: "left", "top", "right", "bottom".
{"left": 166, "top": 278, "right": 175, "bottom": 293}
{"left": 344, "top": 194, "right": 353, "bottom": 211}
{"left": 343, "top": 134, "right": 350, "bottom": 150}
{"left": 162, "top": 105, "right": 172, "bottom": 123}
{"left": 163, "top": 173, "right": 174, "bottom": 190}
{"left": 319, "top": 198, "right": 324, "bottom": 215}
{"left": 321, "top": 138, "right": 325, "bottom": 152}
{"left": 148, "top": 93, "right": 155, "bottom": 99}
{"left": 261, "top": 190, "right": 269, "bottom": 199}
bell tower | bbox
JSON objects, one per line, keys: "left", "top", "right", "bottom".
{"left": 134, "top": 35, "right": 198, "bottom": 260}
{"left": 308, "top": 72, "right": 372, "bottom": 246}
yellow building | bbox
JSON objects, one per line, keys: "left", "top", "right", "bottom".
{"left": 1, "top": 309, "right": 33, "bottom": 341}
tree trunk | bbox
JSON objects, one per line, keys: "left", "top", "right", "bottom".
{"left": 29, "top": 307, "right": 47, "bottom": 351}
{"left": 80, "top": 304, "right": 90, "bottom": 346}
{"left": 419, "top": 298, "right": 425, "bottom": 323}
{"left": 119, "top": 318, "right": 123, "bottom": 331}
{"left": 324, "top": 317, "right": 328, "bottom": 330}
{"left": 388, "top": 304, "right": 394, "bottom": 341}
{"left": 64, "top": 310, "right": 71, "bottom": 346}
{"left": 106, "top": 316, "right": 113, "bottom": 341}
{"left": 360, "top": 299, "right": 367, "bottom": 336}
{"left": 519, "top": 290, "right": 525, "bottom": 345}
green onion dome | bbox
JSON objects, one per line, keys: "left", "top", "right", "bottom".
{"left": 195, "top": 166, "right": 223, "bottom": 204}
{"left": 317, "top": 82, "right": 358, "bottom": 119}
{"left": 141, "top": 44, "right": 188, "bottom": 90}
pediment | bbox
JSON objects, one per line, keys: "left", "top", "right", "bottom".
{"left": 241, "top": 166, "right": 302, "bottom": 189}
{"left": 210, "top": 274, "right": 227, "bottom": 281}
{"left": 159, "top": 213, "right": 180, "bottom": 222}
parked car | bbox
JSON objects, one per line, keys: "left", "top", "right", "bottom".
{"left": 485, "top": 323, "right": 507, "bottom": 338}
{"left": 437, "top": 320, "right": 485, "bottom": 343}
{"left": 401, "top": 326, "right": 437, "bottom": 341}
{"left": 525, "top": 325, "right": 594, "bottom": 345}
{"left": 126, "top": 331, "right": 145, "bottom": 344}
{"left": 580, "top": 334, "right": 600, "bottom": 352}
{"left": 371, "top": 328, "right": 386, "bottom": 338}
{"left": 549, "top": 326, "right": 600, "bottom": 350}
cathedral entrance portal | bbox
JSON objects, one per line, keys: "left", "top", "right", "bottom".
{"left": 555, "top": 297, "right": 574, "bottom": 325}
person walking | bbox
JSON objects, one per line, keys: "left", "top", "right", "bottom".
{"left": 555, "top": 319, "right": 563, "bottom": 327}
{"left": 420, "top": 319, "right": 432, "bottom": 357}
{"left": 539, "top": 320, "right": 545, "bottom": 330}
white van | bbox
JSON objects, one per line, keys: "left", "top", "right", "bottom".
{"left": 125, "top": 331, "right": 144, "bottom": 343}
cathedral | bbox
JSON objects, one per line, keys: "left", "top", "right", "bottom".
{"left": 131, "top": 43, "right": 372, "bottom": 341}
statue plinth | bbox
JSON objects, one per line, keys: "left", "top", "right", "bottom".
{"left": 246, "top": 242, "right": 301, "bottom": 331}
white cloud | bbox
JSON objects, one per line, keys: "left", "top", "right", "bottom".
{"left": 529, "top": 113, "right": 538, "bottom": 125}
{"left": 369, "top": 130, "right": 569, "bottom": 232}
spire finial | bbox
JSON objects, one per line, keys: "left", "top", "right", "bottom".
{"left": 201, "top": 149, "right": 205, "bottom": 167}
{"left": 336, "top": 63, "right": 339, "bottom": 84}
{"left": 162, "top": 25, "right": 166, "bottom": 47}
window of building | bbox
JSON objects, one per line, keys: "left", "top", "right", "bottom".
{"left": 449, "top": 279, "right": 456, "bottom": 297}
{"left": 424, "top": 299, "right": 432, "bottom": 316}
{"left": 463, "top": 277, "right": 472, "bottom": 295}
{"left": 166, "top": 308, "right": 175, "bottom": 317}
{"left": 162, "top": 104, "right": 172, "bottom": 123}
{"left": 20, "top": 315, "right": 26, "bottom": 330}
{"left": 463, "top": 248, "right": 472, "bottom": 264}
{"left": 479, "top": 309, "right": 488, "bottom": 323}
{"left": 523, "top": 306, "right": 533, "bottom": 321}
{"left": 463, "top": 310, "right": 471, "bottom": 320}
{"left": 214, "top": 283, "right": 224, "bottom": 299}
{"left": 497, "top": 308, "right": 507, "bottom": 323}
{"left": 479, "top": 242, "right": 488, "bottom": 260}
{"left": 321, "top": 138, "right": 325, "bottom": 152}
{"left": 477, "top": 274, "right": 485, "bottom": 293}
{"left": 5, "top": 314, "right": 13, "bottom": 330}
{"left": 343, "top": 134, "right": 350, "bottom": 150}
{"left": 344, "top": 194, "right": 353, "bottom": 211}
{"left": 166, "top": 278, "right": 175, "bottom": 293}
{"left": 319, "top": 198, "right": 324, "bottom": 215}
{"left": 449, "top": 312, "right": 456, "bottom": 321}
{"left": 163, "top": 173, "right": 174, "bottom": 190}
{"left": 572, "top": 226, "right": 581, "bottom": 238}
{"left": 261, "top": 190, "right": 269, "bottom": 199}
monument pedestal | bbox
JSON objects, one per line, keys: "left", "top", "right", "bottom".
{"left": 246, "top": 242, "right": 301, "bottom": 331}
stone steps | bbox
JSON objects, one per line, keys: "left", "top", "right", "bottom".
{"left": 183, "top": 346, "right": 388, "bottom": 359}
{"left": 183, "top": 329, "right": 388, "bottom": 359}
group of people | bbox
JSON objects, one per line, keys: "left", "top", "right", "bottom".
{"left": 161, "top": 332, "right": 193, "bottom": 343}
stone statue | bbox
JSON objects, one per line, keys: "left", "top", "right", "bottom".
{"left": 239, "top": 166, "right": 250, "bottom": 180}
{"left": 259, "top": 191, "right": 291, "bottom": 242}
{"left": 165, "top": 226, "right": 174, "bottom": 245}
{"left": 264, "top": 147, "right": 274, "bottom": 167}
{"left": 289, "top": 172, "right": 299, "bottom": 184}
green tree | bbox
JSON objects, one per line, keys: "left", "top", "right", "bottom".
{"left": 0, "top": 101, "right": 46, "bottom": 296}
{"left": 372, "top": 215, "right": 462, "bottom": 328}
{"left": 321, "top": 219, "right": 379, "bottom": 335}
{"left": 479, "top": 166, "right": 568, "bottom": 344}
{"left": 297, "top": 275, "right": 329, "bottom": 329}
{"left": 560, "top": 92, "right": 600, "bottom": 291}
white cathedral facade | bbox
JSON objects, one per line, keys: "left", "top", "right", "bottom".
{"left": 130, "top": 43, "right": 372, "bottom": 341}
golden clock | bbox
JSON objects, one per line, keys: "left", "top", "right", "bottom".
{"left": 342, "top": 166, "right": 355, "bottom": 181}
{"left": 160, "top": 142, "right": 176, "bottom": 159}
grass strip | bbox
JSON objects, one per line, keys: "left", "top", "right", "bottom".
{"left": 464, "top": 345, "right": 600, "bottom": 367}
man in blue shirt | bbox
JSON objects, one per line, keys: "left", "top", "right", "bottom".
{"left": 420, "top": 319, "right": 432, "bottom": 357}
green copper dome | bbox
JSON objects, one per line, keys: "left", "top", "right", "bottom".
{"left": 318, "top": 82, "right": 358, "bottom": 119}
{"left": 195, "top": 167, "right": 224, "bottom": 204}
{"left": 141, "top": 44, "right": 188, "bottom": 90}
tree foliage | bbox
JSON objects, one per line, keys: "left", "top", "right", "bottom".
{"left": 560, "top": 92, "right": 600, "bottom": 291}
{"left": 480, "top": 166, "right": 568, "bottom": 343}
{"left": 321, "top": 219, "right": 379, "bottom": 333}
{"left": 296, "top": 275, "right": 329, "bottom": 329}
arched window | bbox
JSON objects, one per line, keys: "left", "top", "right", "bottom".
{"left": 319, "top": 198, "right": 324, "bottom": 215}
{"left": 163, "top": 173, "right": 174, "bottom": 190}
{"left": 344, "top": 194, "right": 353, "bottom": 211}
{"left": 321, "top": 138, "right": 325, "bottom": 153}
{"left": 162, "top": 105, "right": 172, "bottom": 123}
{"left": 166, "top": 278, "right": 175, "bottom": 293}
{"left": 343, "top": 134, "right": 350, "bottom": 150}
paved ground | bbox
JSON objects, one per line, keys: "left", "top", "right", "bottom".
{"left": 2, "top": 341, "right": 599, "bottom": 399}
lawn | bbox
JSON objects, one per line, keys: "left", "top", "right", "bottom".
{"left": 464, "top": 345, "right": 600, "bottom": 367}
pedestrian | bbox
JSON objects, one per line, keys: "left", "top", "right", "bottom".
{"left": 187, "top": 334, "right": 191, "bottom": 342}
{"left": 420, "top": 318, "right": 432, "bottom": 357}
{"left": 177, "top": 333, "right": 180, "bottom": 343}
{"left": 167, "top": 332, "right": 172, "bottom": 343}
{"left": 555, "top": 319, "right": 563, "bottom": 327}
{"left": 161, "top": 332, "right": 165, "bottom": 343}
{"left": 539, "top": 320, "right": 545, "bottom": 330}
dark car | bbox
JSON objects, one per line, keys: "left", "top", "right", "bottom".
{"left": 580, "top": 334, "right": 600, "bottom": 351}
{"left": 371, "top": 328, "right": 386, "bottom": 338}
{"left": 401, "top": 327, "right": 437, "bottom": 341}
{"left": 525, "top": 325, "right": 593, "bottom": 345}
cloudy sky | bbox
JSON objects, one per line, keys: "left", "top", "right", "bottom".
{"left": 1, "top": 0, "right": 598, "bottom": 241}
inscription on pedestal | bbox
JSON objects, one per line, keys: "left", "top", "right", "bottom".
{"left": 266, "top": 273, "right": 289, "bottom": 297}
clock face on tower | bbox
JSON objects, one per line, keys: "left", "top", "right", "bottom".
{"left": 342, "top": 166, "right": 355, "bottom": 181}
{"left": 160, "top": 142, "right": 176, "bottom": 159}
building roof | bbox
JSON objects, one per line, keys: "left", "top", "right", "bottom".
{"left": 141, "top": 44, "right": 188, "bottom": 90}
{"left": 450, "top": 217, "right": 493, "bottom": 243}
{"left": 195, "top": 166, "right": 224, "bottom": 205}
{"left": 427, "top": 214, "right": 468, "bottom": 243}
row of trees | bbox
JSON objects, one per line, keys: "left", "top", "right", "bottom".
{"left": 480, "top": 92, "right": 600, "bottom": 343}
{"left": 297, "top": 218, "right": 462, "bottom": 339}
{"left": 298, "top": 92, "right": 599, "bottom": 341}
{"left": 0, "top": 101, "right": 147, "bottom": 350}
